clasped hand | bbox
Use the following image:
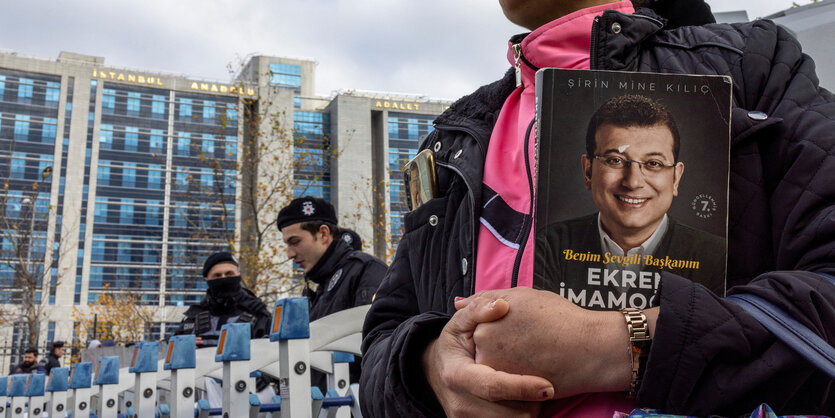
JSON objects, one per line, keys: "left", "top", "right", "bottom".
{"left": 422, "top": 287, "right": 630, "bottom": 417}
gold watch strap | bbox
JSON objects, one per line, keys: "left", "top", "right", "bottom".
{"left": 621, "top": 307, "right": 651, "bottom": 399}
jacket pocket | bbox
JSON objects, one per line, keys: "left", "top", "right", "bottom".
{"left": 402, "top": 195, "right": 451, "bottom": 310}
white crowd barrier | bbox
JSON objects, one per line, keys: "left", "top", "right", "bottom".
{"left": 0, "top": 297, "right": 368, "bottom": 418}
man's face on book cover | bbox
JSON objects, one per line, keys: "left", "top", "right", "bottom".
{"left": 582, "top": 123, "right": 684, "bottom": 245}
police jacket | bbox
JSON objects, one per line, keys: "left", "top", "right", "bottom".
{"left": 361, "top": 3, "right": 835, "bottom": 417}
{"left": 174, "top": 286, "right": 271, "bottom": 347}
{"left": 305, "top": 235, "right": 387, "bottom": 390}
{"left": 305, "top": 236, "right": 386, "bottom": 321}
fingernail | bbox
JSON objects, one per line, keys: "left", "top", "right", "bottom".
{"left": 454, "top": 296, "right": 465, "bottom": 302}
{"left": 487, "top": 300, "right": 497, "bottom": 309}
{"left": 540, "top": 387, "right": 554, "bottom": 399}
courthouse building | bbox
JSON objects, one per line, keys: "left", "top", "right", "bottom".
{"left": 0, "top": 49, "right": 450, "bottom": 368}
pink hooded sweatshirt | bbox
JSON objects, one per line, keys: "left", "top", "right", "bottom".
{"left": 474, "top": 1, "right": 638, "bottom": 416}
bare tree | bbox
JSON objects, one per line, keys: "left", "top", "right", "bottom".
{"left": 0, "top": 165, "right": 57, "bottom": 348}
{"left": 168, "top": 77, "right": 336, "bottom": 306}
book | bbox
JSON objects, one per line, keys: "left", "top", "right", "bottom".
{"left": 534, "top": 69, "right": 731, "bottom": 310}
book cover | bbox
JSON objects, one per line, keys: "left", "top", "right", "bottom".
{"left": 534, "top": 69, "right": 731, "bottom": 310}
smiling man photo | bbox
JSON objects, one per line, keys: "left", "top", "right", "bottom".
{"left": 535, "top": 95, "right": 725, "bottom": 297}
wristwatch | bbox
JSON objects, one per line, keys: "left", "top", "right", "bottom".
{"left": 620, "top": 307, "right": 651, "bottom": 399}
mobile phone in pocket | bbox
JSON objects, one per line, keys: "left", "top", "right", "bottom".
{"left": 403, "top": 149, "right": 439, "bottom": 211}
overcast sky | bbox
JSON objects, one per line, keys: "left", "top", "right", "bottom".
{"left": 0, "top": 0, "right": 801, "bottom": 101}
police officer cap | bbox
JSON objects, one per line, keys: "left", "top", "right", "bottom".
{"left": 51, "top": 341, "right": 65, "bottom": 349}
{"left": 277, "top": 196, "right": 338, "bottom": 230}
{"left": 203, "top": 251, "right": 238, "bottom": 277}
{"left": 340, "top": 228, "right": 363, "bottom": 251}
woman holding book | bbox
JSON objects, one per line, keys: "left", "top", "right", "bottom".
{"left": 360, "top": 0, "right": 835, "bottom": 416}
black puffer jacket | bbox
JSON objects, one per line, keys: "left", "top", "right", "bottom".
{"left": 361, "top": 5, "right": 835, "bottom": 417}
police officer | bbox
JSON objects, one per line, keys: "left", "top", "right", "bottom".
{"left": 277, "top": 197, "right": 387, "bottom": 388}
{"left": 43, "top": 340, "right": 64, "bottom": 374}
{"left": 174, "top": 252, "right": 271, "bottom": 346}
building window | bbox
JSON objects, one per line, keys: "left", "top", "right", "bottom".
{"left": 269, "top": 63, "right": 302, "bottom": 87}
{"left": 295, "top": 148, "right": 325, "bottom": 171}
{"left": 203, "top": 101, "right": 215, "bottom": 122}
{"left": 150, "top": 129, "right": 164, "bottom": 153}
{"left": 295, "top": 179, "right": 329, "bottom": 200}
{"left": 117, "top": 239, "right": 131, "bottom": 263}
{"left": 0, "top": 75, "right": 5, "bottom": 98}
{"left": 102, "top": 89, "right": 116, "bottom": 113}
{"left": 10, "top": 152, "right": 26, "bottom": 179}
{"left": 147, "top": 165, "right": 162, "bottom": 190}
{"left": 177, "top": 132, "right": 190, "bottom": 156}
{"left": 143, "top": 245, "right": 158, "bottom": 264}
{"left": 94, "top": 202, "right": 108, "bottom": 223}
{"left": 173, "top": 205, "right": 187, "bottom": 227}
{"left": 45, "top": 82, "right": 60, "bottom": 106}
{"left": 42, "top": 118, "right": 57, "bottom": 144}
{"left": 175, "top": 171, "right": 188, "bottom": 191}
{"left": 225, "top": 103, "right": 237, "bottom": 121}
{"left": 91, "top": 239, "right": 106, "bottom": 262}
{"left": 14, "top": 115, "right": 30, "bottom": 141}
{"left": 294, "top": 112, "right": 328, "bottom": 135}
{"left": 201, "top": 168, "right": 214, "bottom": 189}
{"left": 202, "top": 134, "right": 214, "bottom": 156}
{"left": 120, "top": 199, "right": 134, "bottom": 224}
{"left": 179, "top": 98, "right": 192, "bottom": 120}
{"left": 408, "top": 118, "right": 419, "bottom": 139}
{"left": 17, "top": 78, "right": 33, "bottom": 103}
{"left": 100, "top": 125, "right": 113, "bottom": 150}
{"left": 96, "top": 163, "right": 110, "bottom": 187}
{"left": 388, "top": 119, "right": 399, "bottom": 137}
{"left": 124, "top": 126, "right": 139, "bottom": 152}
{"left": 127, "top": 92, "right": 141, "bottom": 116}
{"left": 224, "top": 136, "right": 237, "bottom": 160}
{"left": 123, "top": 163, "right": 136, "bottom": 188}
{"left": 152, "top": 95, "right": 166, "bottom": 118}
{"left": 145, "top": 201, "right": 160, "bottom": 226}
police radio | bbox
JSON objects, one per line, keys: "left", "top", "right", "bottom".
{"left": 194, "top": 311, "right": 212, "bottom": 336}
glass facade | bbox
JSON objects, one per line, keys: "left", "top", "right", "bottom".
{"left": 387, "top": 113, "right": 435, "bottom": 248}
{"left": 88, "top": 83, "right": 170, "bottom": 306}
{"left": 84, "top": 84, "right": 239, "bottom": 308}
{"left": 167, "top": 91, "right": 238, "bottom": 306}
{"left": 269, "top": 63, "right": 302, "bottom": 88}
{"left": 293, "top": 111, "right": 330, "bottom": 200}
{"left": 0, "top": 69, "right": 62, "bottom": 364}
{"left": 0, "top": 52, "right": 451, "bottom": 356}
{"left": 0, "top": 69, "right": 61, "bottom": 306}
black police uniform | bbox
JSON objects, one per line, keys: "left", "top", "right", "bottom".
{"left": 304, "top": 236, "right": 387, "bottom": 390}
{"left": 174, "top": 285, "right": 271, "bottom": 346}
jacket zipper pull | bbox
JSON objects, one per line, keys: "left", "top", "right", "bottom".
{"left": 513, "top": 43, "right": 522, "bottom": 87}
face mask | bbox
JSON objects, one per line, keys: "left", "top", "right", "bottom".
{"left": 207, "top": 276, "right": 242, "bottom": 297}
